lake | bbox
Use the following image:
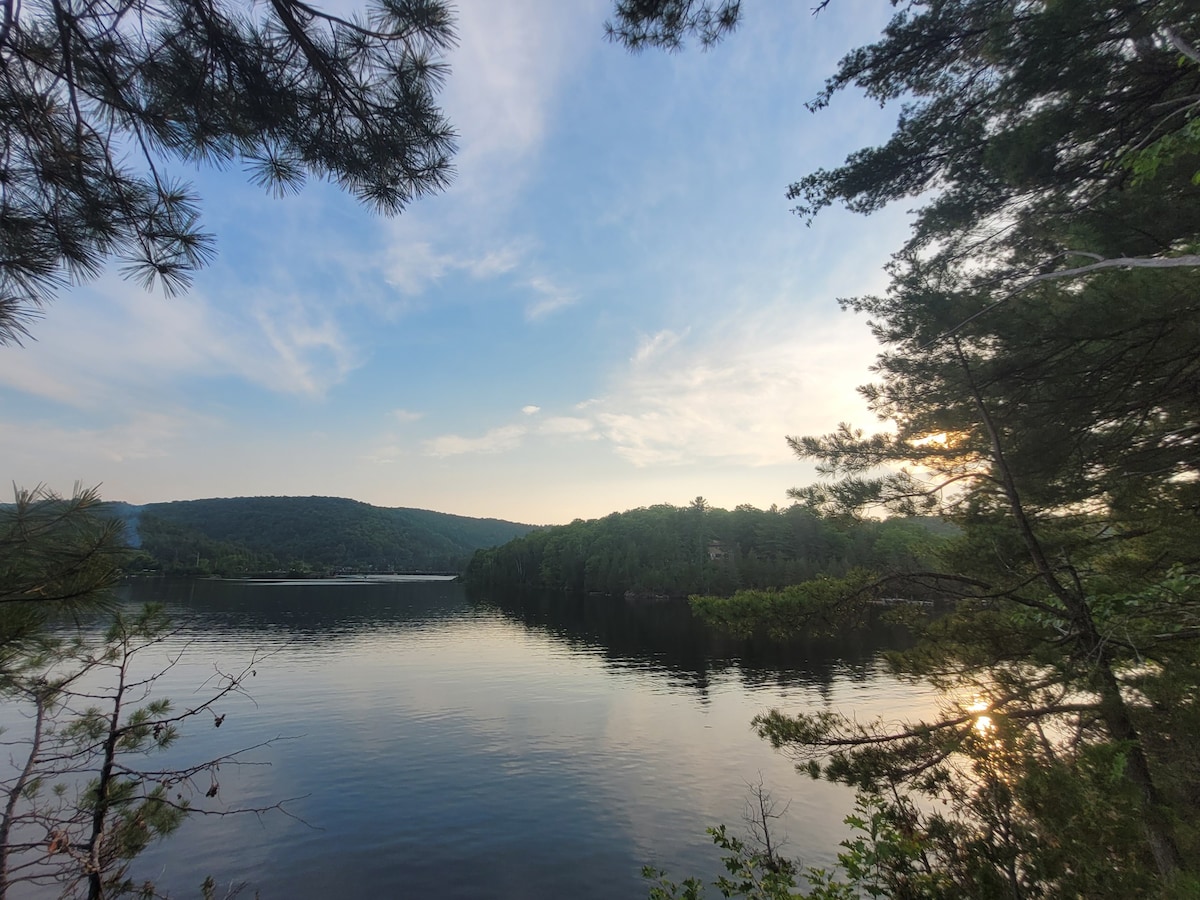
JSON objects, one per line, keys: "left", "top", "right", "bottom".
{"left": 15, "top": 578, "right": 942, "bottom": 898}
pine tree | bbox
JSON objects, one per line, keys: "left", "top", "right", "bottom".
{"left": 611, "top": 1, "right": 1200, "bottom": 891}
{"left": 0, "top": 0, "right": 456, "bottom": 344}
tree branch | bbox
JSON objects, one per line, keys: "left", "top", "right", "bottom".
{"left": 924, "top": 253, "right": 1200, "bottom": 348}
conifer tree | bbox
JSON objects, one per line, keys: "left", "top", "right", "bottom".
{"left": 0, "top": 486, "right": 127, "bottom": 661}
{"left": 0, "top": 0, "right": 456, "bottom": 344}
{"left": 612, "top": 1, "right": 1200, "bottom": 892}
{"left": 0, "top": 490, "right": 287, "bottom": 898}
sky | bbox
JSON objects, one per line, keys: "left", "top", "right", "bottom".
{"left": 0, "top": 0, "right": 915, "bottom": 525}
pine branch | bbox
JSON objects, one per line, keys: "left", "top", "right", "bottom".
{"left": 925, "top": 253, "right": 1200, "bottom": 349}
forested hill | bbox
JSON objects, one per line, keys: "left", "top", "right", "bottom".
{"left": 116, "top": 496, "right": 534, "bottom": 576}
{"left": 464, "top": 501, "right": 953, "bottom": 597}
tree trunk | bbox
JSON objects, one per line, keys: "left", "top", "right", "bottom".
{"left": 958, "top": 346, "right": 1183, "bottom": 878}
{"left": 0, "top": 690, "right": 47, "bottom": 900}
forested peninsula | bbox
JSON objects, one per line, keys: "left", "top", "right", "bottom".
{"left": 108, "top": 496, "right": 534, "bottom": 576}
{"left": 465, "top": 499, "right": 953, "bottom": 597}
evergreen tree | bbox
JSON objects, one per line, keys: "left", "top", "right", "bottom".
{"left": 0, "top": 0, "right": 456, "bottom": 343}
{"left": 605, "top": 0, "right": 742, "bottom": 51}
{"left": 785, "top": 7, "right": 1200, "bottom": 879}
{"left": 0, "top": 485, "right": 127, "bottom": 662}
{"left": 612, "top": 1, "right": 1200, "bottom": 892}
{"left": 0, "top": 492, "right": 288, "bottom": 897}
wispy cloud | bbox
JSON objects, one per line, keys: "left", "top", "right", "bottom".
{"left": 384, "top": 239, "right": 528, "bottom": 297}
{"left": 443, "top": 0, "right": 601, "bottom": 196}
{"left": 384, "top": 242, "right": 454, "bottom": 295}
{"left": 251, "top": 301, "right": 358, "bottom": 398}
{"left": 363, "top": 442, "right": 404, "bottom": 465}
{"left": 413, "top": 300, "right": 878, "bottom": 469}
{"left": 634, "top": 328, "right": 686, "bottom": 364}
{"left": 0, "top": 408, "right": 221, "bottom": 478}
{"left": 539, "top": 416, "right": 596, "bottom": 437}
{"left": 392, "top": 409, "right": 425, "bottom": 423}
{"left": 424, "top": 424, "right": 528, "bottom": 457}
{"left": 465, "top": 245, "right": 526, "bottom": 279}
{"left": 525, "top": 276, "right": 578, "bottom": 320}
{"left": 590, "top": 307, "right": 880, "bottom": 468}
{"left": 0, "top": 278, "right": 359, "bottom": 412}
{"left": 370, "top": 1, "right": 598, "bottom": 315}
{"left": 420, "top": 412, "right": 600, "bottom": 461}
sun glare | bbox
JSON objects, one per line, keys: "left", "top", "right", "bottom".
{"left": 965, "top": 698, "right": 994, "bottom": 734}
{"left": 912, "top": 432, "right": 949, "bottom": 447}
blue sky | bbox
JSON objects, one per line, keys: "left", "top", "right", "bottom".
{"left": 0, "top": 0, "right": 913, "bottom": 525}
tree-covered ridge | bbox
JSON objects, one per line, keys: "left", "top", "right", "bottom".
{"left": 465, "top": 499, "right": 952, "bottom": 597}
{"left": 116, "top": 495, "right": 533, "bottom": 576}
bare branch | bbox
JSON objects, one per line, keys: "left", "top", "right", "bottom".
{"left": 924, "top": 253, "right": 1200, "bottom": 348}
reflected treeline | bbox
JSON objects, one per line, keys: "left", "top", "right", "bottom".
{"left": 470, "top": 587, "right": 916, "bottom": 697}
{"left": 113, "top": 579, "right": 917, "bottom": 699}
{"left": 117, "top": 577, "right": 472, "bottom": 638}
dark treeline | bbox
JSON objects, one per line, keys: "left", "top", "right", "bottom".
{"left": 464, "top": 498, "right": 952, "bottom": 596}
{"left": 109, "top": 496, "right": 533, "bottom": 577}
{"left": 474, "top": 588, "right": 916, "bottom": 696}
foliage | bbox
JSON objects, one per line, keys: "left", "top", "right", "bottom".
{"left": 465, "top": 501, "right": 949, "bottom": 598}
{"left": 776, "top": 2, "right": 1200, "bottom": 881}
{"left": 645, "top": 790, "right": 941, "bottom": 900}
{"left": 606, "top": 0, "right": 742, "bottom": 51}
{"left": 120, "top": 495, "right": 533, "bottom": 576}
{"left": 0, "top": 489, "right": 285, "bottom": 898}
{"left": 616, "top": 0, "right": 1200, "bottom": 894}
{"left": 1092, "top": 25, "right": 1199, "bottom": 189}
{"left": 0, "top": 0, "right": 456, "bottom": 344}
{"left": 0, "top": 485, "right": 128, "bottom": 664}
{"left": 131, "top": 513, "right": 277, "bottom": 578}
{"left": 0, "top": 605, "right": 277, "bottom": 898}
{"left": 647, "top": 751, "right": 1198, "bottom": 899}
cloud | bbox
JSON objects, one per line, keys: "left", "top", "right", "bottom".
{"left": 0, "top": 409, "right": 222, "bottom": 484}
{"left": 392, "top": 409, "right": 425, "bottom": 423}
{"left": 634, "top": 329, "right": 686, "bottom": 364}
{"left": 383, "top": 239, "right": 530, "bottom": 298}
{"left": 251, "top": 301, "right": 358, "bottom": 397}
{"left": 0, "top": 351, "right": 86, "bottom": 406}
{"left": 417, "top": 411, "right": 594, "bottom": 460}
{"left": 0, "top": 278, "right": 359, "bottom": 412}
{"left": 424, "top": 424, "right": 527, "bottom": 457}
{"left": 365, "top": 2, "right": 596, "bottom": 315}
{"left": 384, "top": 241, "right": 454, "bottom": 295}
{"left": 525, "top": 276, "right": 578, "bottom": 320}
{"left": 538, "top": 416, "right": 594, "bottom": 436}
{"left": 413, "top": 298, "right": 877, "bottom": 469}
{"left": 443, "top": 1, "right": 600, "bottom": 195}
{"left": 465, "top": 245, "right": 526, "bottom": 279}
{"left": 362, "top": 442, "right": 404, "bottom": 465}
{"left": 587, "top": 305, "right": 882, "bottom": 468}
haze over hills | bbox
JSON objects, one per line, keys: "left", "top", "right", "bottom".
{"left": 106, "top": 496, "right": 535, "bottom": 576}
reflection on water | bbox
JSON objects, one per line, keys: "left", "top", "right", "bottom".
{"left": 473, "top": 588, "right": 916, "bottom": 698}
{"left": 18, "top": 579, "right": 939, "bottom": 899}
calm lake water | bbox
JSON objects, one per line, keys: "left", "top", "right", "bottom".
{"left": 21, "top": 578, "right": 942, "bottom": 899}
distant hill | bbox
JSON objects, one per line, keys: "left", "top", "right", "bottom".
{"left": 112, "top": 496, "right": 534, "bottom": 576}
